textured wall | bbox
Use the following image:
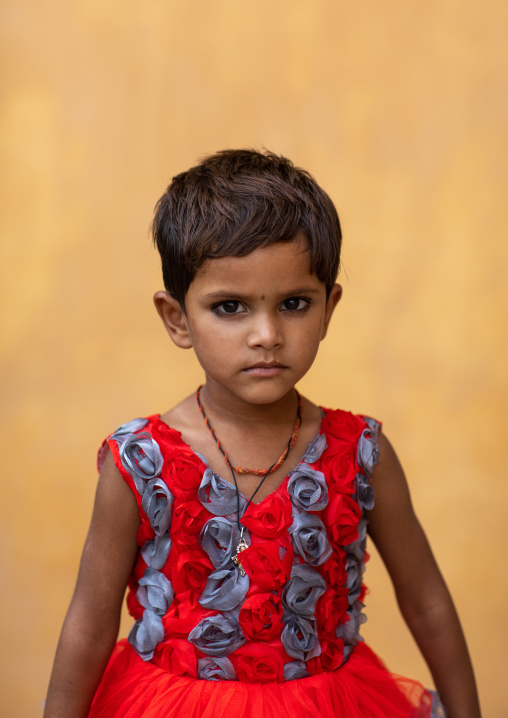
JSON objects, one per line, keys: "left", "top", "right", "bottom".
{"left": 1, "top": 1, "right": 507, "bottom": 715}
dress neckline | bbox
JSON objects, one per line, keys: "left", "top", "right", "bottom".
{"left": 155, "top": 409, "right": 327, "bottom": 507}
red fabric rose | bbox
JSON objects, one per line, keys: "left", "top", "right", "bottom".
{"left": 150, "top": 418, "right": 187, "bottom": 456}
{"left": 152, "top": 638, "right": 198, "bottom": 678}
{"left": 230, "top": 643, "right": 285, "bottom": 683}
{"left": 170, "top": 500, "right": 209, "bottom": 547}
{"left": 238, "top": 593, "right": 283, "bottom": 641}
{"left": 325, "top": 494, "right": 362, "bottom": 547}
{"left": 319, "top": 439, "right": 358, "bottom": 494}
{"left": 171, "top": 549, "right": 213, "bottom": 594}
{"left": 239, "top": 537, "right": 294, "bottom": 590}
{"left": 317, "top": 552, "right": 347, "bottom": 589}
{"left": 163, "top": 453, "right": 204, "bottom": 501}
{"left": 240, "top": 493, "right": 292, "bottom": 539}
{"left": 315, "top": 587, "right": 349, "bottom": 636}
{"left": 163, "top": 590, "right": 213, "bottom": 637}
{"left": 150, "top": 420, "right": 204, "bottom": 501}
{"left": 306, "top": 638, "right": 344, "bottom": 674}
{"left": 321, "top": 409, "right": 366, "bottom": 443}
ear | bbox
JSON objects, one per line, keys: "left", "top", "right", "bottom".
{"left": 153, "top": 291, "right": 193, "bottom": 349}
{"left": 320, "top": 284, "right": 342, "bottom": 340}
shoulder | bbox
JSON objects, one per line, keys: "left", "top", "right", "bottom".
{"left": 369, "top": 432, "right": 408, "bottom": 494}
{"left": 97, "top": 413, "right": 190, "bottom": 501}
{"left": 366, "top": 432, "right": 417, "bottom": 540}
{"left": 160, "top": 393, "right": 197, "bottom": 434}
{"left": 98, "top": 409, "right": 206, "bottom": 507}
{"left": 97, "top": 415, "right": 162, "bottom": 473}
{"left": 99, "top": 389, "right": 197, "bottom": 459}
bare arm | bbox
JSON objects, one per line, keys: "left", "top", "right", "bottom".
{"left": 367, "top": 433, "right": 481, "bottom": 718}
{"left": 44, "top": 451, "right": 140, "bottom": 718}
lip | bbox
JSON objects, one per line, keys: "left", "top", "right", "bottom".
{"left": 243, "top": 361, "right": 288, "bottom": 377}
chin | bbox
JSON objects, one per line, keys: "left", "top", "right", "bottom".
{"left": 240, "top": 383, "right": 297, "bottom": 406}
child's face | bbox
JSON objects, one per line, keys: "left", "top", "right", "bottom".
{"left": 155, "top": 237, "right": 342, "bottom": 407}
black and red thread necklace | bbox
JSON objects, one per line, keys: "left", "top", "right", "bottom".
{"left": 195, "top": 385, "right": 302, "bottom": 573}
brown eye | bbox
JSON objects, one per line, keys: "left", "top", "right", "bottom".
{"left": 212, "top": 300, "right": 245, "bottom": 316}
{"left": 222, "top": 301, "right": 241, "bottom": 314}
{"left": 282, "top": 298, "right": 308, "bottom": 312}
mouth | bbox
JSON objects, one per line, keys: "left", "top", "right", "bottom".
{"left": 243, "top": 361, "right": 288, "bottom": 376}
{"left": 248, "top": 361, "right": 286, "bottom": 368}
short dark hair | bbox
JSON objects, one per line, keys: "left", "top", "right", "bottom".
{"left": 152, "top": 149, "right": 342, "bottom": 306}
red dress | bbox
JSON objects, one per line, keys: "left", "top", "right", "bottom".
{"left": 90, "top": 408, "right": 445, "bottom": 717}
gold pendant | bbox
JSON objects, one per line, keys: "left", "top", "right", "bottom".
{"left": 232, "top": 527, "right": 248, "bottom": 576}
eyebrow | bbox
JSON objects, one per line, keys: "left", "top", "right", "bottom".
{"left": 202, "top": 287, "right": 323, "bottom": 300}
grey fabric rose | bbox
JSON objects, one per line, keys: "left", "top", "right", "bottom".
{"left": 355, "top": 472, "right": 375, "bottom": 511}
{"left": 345, "top": 518, "right": 368, "bottom": 560}
{"left": 289, "top": 512, "right": 332, "bottom": 566}
{"left": 119, "top": 432, "right": 164, "bottom": 495}
{"left": 283, "top": 660, "right": 311, "bottom": 681}
{"left": 137, "top": 567, "right": 174, "bottom": 616}
{"left": 198, "top": 564, "right": 249, "bottom": 611}
{"left": 345, "top": 555, "right": 365, "bottom": 605}
{"left": 141, "top": 477, "right": 174, "bottom": 535}
{"left": 141, "top": 532, "right": 172, "bottom": 570}
{"left": 111, "top": 418, "right": 149, "bottom": 438}
{"left": 336, "top": 602, "right": 367, "bottom": 645}
{"left": 199, "top": 517, "right": 246, "bottom": 569}
{"left": 197, "top": 656, "right": 237, "bottom": 681}
{"left": 281, "top": 614, "right": 321, "bottom": 661}
{"left": 198, "top": 469, "right": 247, "bottom": 516}
{"left": 357, "top": 418, "right": 380, "bottom": 476}
{"left": 188, "top": 615, "right": 246, "bottom": 657}
{"left": 303, "top": 434, "right": 327, "bottom": 464}
{"left": 282, "top": 564, "right": 327, "bottom": 617}
{"left": 128, "top": 608, "right": 164, "bottom": 661}
{"left": 287, "top": 464, "right": 328, "bottom": 512}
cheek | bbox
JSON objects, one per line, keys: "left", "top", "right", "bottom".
{"left": 288, "top": 327, "right": 323, "bottom": 375}
{"left": 188, "top": 327, "right": 234, "bottom": 372}
{"left": 303, "top": 338, "right": 323, "bottom": 368}
{"left": 295, "top": 320, "right": 325, "bottom": 352}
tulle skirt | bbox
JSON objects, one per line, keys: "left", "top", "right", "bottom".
{"left": 89, "top": 639, "right": 444, "bottom": 717}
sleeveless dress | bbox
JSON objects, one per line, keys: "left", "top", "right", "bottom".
{"left": 90, "top": 408, "right": 446, "bottom": 718}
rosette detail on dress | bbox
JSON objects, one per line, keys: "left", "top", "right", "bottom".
{"left": 99, "top": 425, "right": 176, "bottom": 661}
{"left": 98, "top": 409, "right": 381, "bottom": 679}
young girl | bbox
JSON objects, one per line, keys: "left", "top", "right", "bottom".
{"left": 44, "top": 150, "right": 481, "bottom": 718}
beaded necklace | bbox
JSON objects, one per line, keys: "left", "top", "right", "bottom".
{"left": 196, "top": 385, "right": 302, "bottom": 477}
{"left": 195, "top": 385, "right": 302, "bottom": 573}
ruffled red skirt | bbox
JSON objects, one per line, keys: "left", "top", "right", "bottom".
{"left": 89, "top": 640, "right": 439, "bottom": 717}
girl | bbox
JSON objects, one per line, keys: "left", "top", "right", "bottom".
{"left": 44, "top": 150, "right": 481, "bottom": 717}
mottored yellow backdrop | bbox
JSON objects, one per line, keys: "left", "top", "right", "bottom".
{"left": 1, "top": 1, "right": 506, "bottom": 715}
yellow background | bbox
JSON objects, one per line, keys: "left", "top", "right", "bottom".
{"left": 1, "top": 1, "right": 507, "bottom": 715}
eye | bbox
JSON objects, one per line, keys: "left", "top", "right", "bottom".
{"left": 281, "top": 297, "right": 310, "bottom": 312}
{"left": 212, "top": 300, "right": 245, "bottom": 315}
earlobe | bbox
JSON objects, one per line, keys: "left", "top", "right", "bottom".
{"left": 321, "top": 284, "right": 342, "bottom": 340}
{"left": 153, "top": 291, "right": 193, "bottom": 349}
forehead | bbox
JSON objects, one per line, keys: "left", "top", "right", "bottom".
{"left": 190, "top": 239, "right": 323, "bottom": 297}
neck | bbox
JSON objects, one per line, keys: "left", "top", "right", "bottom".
{"left": 199, "top": 382, "right": 299, "bottom": 430}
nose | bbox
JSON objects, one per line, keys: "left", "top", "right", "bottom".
{"left": 247, "top": 311, "right": 284, "bottom": 350}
